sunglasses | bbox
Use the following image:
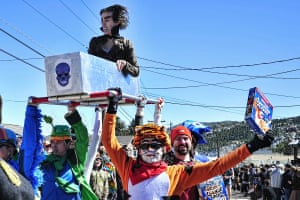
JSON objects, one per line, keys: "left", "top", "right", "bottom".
{"left": 139, "top": 142, "right": 163, "bottom": 150}
{"left": 95, "top": 157, "right": 102, "bottom": 161}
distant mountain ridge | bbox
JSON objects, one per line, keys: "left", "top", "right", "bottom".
{"left": 197, "top": 116, "right": 300, "bottom": 153}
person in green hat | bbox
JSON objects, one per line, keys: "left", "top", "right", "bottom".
{"left": 23, "top": 101, "right": 98, "bottom": 200}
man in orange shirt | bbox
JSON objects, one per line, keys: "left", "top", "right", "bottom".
{"left": 102, "top": 88, "right": 274, "bottom": 199}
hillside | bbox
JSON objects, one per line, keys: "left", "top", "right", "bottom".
{"left": 197, "top": 116, "right": 300, "bottom": 154}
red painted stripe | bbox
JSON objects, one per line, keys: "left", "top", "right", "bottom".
{"left": 0, "top": 128, "right": 7, "bottom": 140}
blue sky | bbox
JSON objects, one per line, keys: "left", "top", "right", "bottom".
{"left": 1, "top": 1, "right": 300, "bottom": 135}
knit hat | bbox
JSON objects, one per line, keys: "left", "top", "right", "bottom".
{"left": 50, "top": 125, "right": 71, "bottom": 141}
{"left": 133, "top": 123, "right": 171, "bottom": 152}
{"left": 170, "top": 125, "right": 192, "bottom": 145}
{"left": 0, "top": 127, "right": 17, "bottom": 147}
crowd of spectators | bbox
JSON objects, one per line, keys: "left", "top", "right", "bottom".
{"left": 230, "top": 161, "right": 300, "bottom": 200}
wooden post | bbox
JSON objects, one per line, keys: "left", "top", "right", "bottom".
{"left": 0, "top": 95, "right": 2, "bottom": 124}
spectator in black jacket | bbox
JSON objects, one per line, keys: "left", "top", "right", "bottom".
{"left": 289, "top": 166, "right": 300, "bottom": 200}
{"left": 281, "top": 163, "right": 293, "bottom": 200}
{"left": 263, "top": 180, "right": 276, "bottom": 200}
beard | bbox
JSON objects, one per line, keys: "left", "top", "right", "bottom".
{"left": 174, "top": 144, "right": 190, "bottom": 156}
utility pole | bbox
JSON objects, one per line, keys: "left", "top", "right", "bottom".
{"left": 169, "top": 121, "right": 173, "bottom": 132}
{"left": 0, "top": 95, "right": 2, "bottom": 124}
{"left": 216, "top": 129, "right": 220, "bottom": 158}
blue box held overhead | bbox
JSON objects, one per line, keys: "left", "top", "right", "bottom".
{"left": 45, "top": 52, "right": 140, "bottom": 97}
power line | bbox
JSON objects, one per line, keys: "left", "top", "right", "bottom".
{"left": 119, "top": 107, "right": 134, "bottom": 124}
{"left": 79, "top": 0, "right": 100, "bottom": 22}
{"left": 141, "top": 91, "right": 243, "bottom": 115}
{"left": 0, "top": 16, "right": 53, "bottom": 55}
{"left": 24, "top": 0, "right": 300, "bottom": 80}
{"left": 142, "top": 68, "right": 300, "bottom": 99}
{"left": 0, "top": 27, "right": 45, "bottom": 57}
{"left": 166, "top": 101, "right": 300, "bottom": 109}
{"left": 58, "top": 0, "right": 98, "bottom": 35}
{"left": 0, "top": 49, "right": 45, "bottom": 72}
{"left": 1, "top": 26, "right": 297, "bottom": 100}
{"left": 141, "top": 65, "right": 300, "bottom": 80}
{"left": 22, "top": 0, "right": 88, "bottom": 49}
{"left": 10, "top": 1, "right": 300, "bottom": 81}
{"left": 54, "top": 0, "right": 300, "bottom": 81}
{"left": 0, "top": 57, "right": 42, "bottom": 62}
{"left": 13, "top": 1, "right": 300, "bottom": 86}
{"left": 2, "top": 2, "right": 300, "bottom": 118}
{"left": 138, "top": 56, "right": 300, "bottom": 70}
{"left": 2, "top": 21, "right": 300, "bottom": 103}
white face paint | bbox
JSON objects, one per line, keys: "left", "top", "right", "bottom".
{"left": 138, "top": 139, "right": 164, "bottom": 163}
{"left": 139, "top": 147, "right": 164, "bottom": 163}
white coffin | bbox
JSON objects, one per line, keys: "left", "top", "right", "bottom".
{"left": 45, "top": 52, "right": 140, "bottom": 97}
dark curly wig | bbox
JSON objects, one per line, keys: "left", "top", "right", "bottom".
{"left": 100, "top": 4, "right": 129, "bottom": 30}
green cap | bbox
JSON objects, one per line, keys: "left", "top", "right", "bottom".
{"left": 50, "top": 125, "right": 71, "bottom": 140}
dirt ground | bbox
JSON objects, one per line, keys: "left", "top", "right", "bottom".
{"left": 243, "top": 152, "right": 293, "bottom": 165}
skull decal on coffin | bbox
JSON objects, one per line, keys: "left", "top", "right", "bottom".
{"left": 55, "top": 62, "right": 71, "bottom": 87}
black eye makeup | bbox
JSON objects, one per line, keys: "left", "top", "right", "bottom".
{"left": 139, "top": 142, "right": 162, "bottom": 150}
